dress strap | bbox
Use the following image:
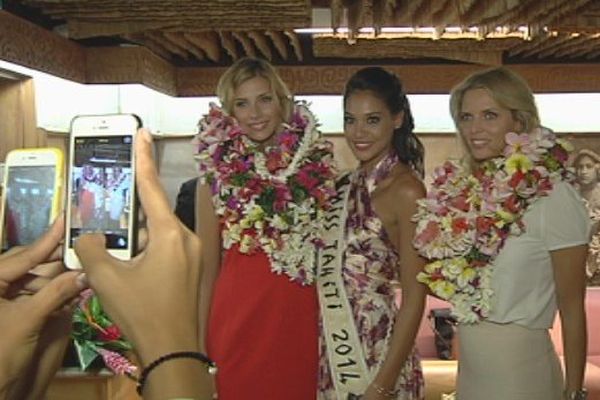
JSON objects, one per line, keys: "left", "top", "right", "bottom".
{"left": 364, "top": 152, "right": 400, "bottom": 194}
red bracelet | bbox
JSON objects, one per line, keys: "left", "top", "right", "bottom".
{"left": 136, "top": 351, "right": 217, "bottom": 395}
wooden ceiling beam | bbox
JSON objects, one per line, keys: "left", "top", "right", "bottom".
{"left": 232, "top": 31, "right": 258, "bottom": 59}
{"left": 519, "top": 34, "right": 573, "bottom": 57}
{"left": 183, "top": 32, "right": 221, "bottom": 63}
{"left": 538, "top": 0, "right": 593, "bottom": 27}
{"left": 313, "top": 36, "right": 519, "bottom": 65}
{"left": 218, "top": 31, "right": 239, "bottom": 61}
{"left": 265, "top": 30, "right": 289, "bottom": 60}
{"left": 146, "top": 31, "right": 190, "bottom": 60}
{"left": 565, "top": 36, "right": 600, "bottom": 58}
{"left": 431, "top": 0, "right": 459, "bottom": 27}
{"left": 248, "top": 31, "right": 273, "bottom": 61}
{"left": 284, "top": 30, "right": 304, "bottom": 61}
{"left": 536, "top": 35, "right": 589, "bottom": 58}
{"left": 163, "top": 32, "right": 205, "bottom": 62}
{"left": 67, "top": 19, "right": 174, "bottom": 39}
{"left": 123, "top": 33, "right": 173, "bottom": 61}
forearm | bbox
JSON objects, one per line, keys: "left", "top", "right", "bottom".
{"left": 198, "top": 273, "right": 217, "bottom": 353}
{"left": 561, "top": 310, "right": 587, "bottom": 391}
{"left": 372, "top": 297, "right": 425, "bottom": 388}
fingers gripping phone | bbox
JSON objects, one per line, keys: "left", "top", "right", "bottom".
{"left": 64, "top": 114, "right": 141, "bottom": 269}
{"left": 0, "top": 148, "right": 64, "bottom": 251}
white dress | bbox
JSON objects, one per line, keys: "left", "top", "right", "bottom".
{"left": 457, "top": 182, "right": 591, "bottom": 400}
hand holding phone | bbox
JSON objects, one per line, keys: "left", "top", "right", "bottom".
{"left": 64, "top": 114, "right": 141, "bottom": 269}
{"left": 0, "top": 148, "right": 63, "bottom": 251}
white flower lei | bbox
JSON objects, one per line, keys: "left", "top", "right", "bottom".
{"left": 413, "top": 127, "right": 574, "bottom": 323}
{"left": 194, "top": 101, "right": 336, "bottom": 285}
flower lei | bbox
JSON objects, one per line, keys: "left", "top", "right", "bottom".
{"left": 194, "top": 101, "right": 337, "bottom": 285}
{"left": 71, "top": 289, "right": 137, "bottom": 376}
{"left": 413, "top": 127, "right": 574, "bottom": 323}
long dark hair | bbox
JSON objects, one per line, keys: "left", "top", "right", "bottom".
{"left": 343, "top": 67, "right": 424, "bottom": 178}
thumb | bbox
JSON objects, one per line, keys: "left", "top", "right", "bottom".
{"left": 74, "top": 233, "right": 119, "bottom": 285}
{"left": 26, "top": 271, "right": 86, "bottom": 329}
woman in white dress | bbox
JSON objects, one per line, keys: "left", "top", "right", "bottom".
{"left": 413, "top": 67, "right": 590, "bottom": 400}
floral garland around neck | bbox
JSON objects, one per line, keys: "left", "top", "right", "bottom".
{"left": 193, "top": 101, "right": 337, "bottom": 285}
{"left": 413, "top": 127, "right": 574, "bottom": 323}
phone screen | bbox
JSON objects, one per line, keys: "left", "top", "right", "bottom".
{"left": 2, "top": 165, "right": 56, "bottom": 249}
{"left": 69, "top": 135, "right": 133, "bottom": 249}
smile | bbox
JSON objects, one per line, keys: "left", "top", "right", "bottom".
{"left": 470, "top": 139, "right": 490, "bottom": 148}
{"left": 353, "top": 142, "right": 373, "bottom": 151}
{"left": 249, "top": 121, "right": 268, "bottom": 130}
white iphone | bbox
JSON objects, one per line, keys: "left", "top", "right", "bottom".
{"left": 0, "top": 148, "right": 64, "bottom": 251}
{"left": 64, "top": 114, "right": 141, "bottom": 269}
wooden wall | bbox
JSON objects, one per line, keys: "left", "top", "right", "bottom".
{"left": 0, "top": 77, "right": 44, "bottom": 160}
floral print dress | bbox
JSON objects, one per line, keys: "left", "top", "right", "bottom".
{"left": 318, "top": 154, "right": 424, "bottom": 399}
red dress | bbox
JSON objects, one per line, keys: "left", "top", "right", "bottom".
{"left": 207, "top": 244, "right": 319, "bottom": 399}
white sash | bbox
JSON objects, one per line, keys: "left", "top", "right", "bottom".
{"left": 317, "top": 174, "right": 371, "bottom": 399}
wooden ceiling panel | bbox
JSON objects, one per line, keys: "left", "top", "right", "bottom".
{"left": 3, "top": 0, "right": 600, "bottom": 69}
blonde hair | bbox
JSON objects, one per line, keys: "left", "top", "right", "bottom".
{"left": 450, "top": 67, "right": 540, "bottom": 133}
{"left": 216, "top": 57, "right": 293, "bottom": 120}
{"left": 449, "top": 67, "right": 540, "bottom": 168}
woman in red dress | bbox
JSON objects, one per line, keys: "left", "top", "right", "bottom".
{"left": 194, "top": 58, "right": 337, "bottom": 399}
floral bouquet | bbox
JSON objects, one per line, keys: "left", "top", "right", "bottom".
{"left": 71, "top": 288, "right": 137, "bottom": 376}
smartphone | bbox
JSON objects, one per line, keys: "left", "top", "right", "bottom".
{"left": 0, "top": 148, "right": 64, "bottom": 251}
{"left": 64, "top": 114, "right": 141, "bottom": 269}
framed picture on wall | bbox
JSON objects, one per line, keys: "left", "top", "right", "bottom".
{"left": 565, "top": 133, "right": 600, "bottom": 286}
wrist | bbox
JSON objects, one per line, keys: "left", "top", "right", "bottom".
{"left": 370, "top": 381, "right": 398, "bottom": 398}
{"left": 565, "top": 388, "right": 588, "bottom": 400}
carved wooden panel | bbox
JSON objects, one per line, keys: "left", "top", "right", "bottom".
{"left": 313, "top": 36, "right": 521, "bottom": 65}
{"left": 176, "top": 63, "right": 600, "bottom": 97}
{"left": 86, "top": 47, "right": 176, "bottom": 96}
{"left": 0, "top": 11, "right": 85, "bottom": 82}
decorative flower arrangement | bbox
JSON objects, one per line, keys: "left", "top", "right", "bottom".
{"left": 413, "top": 127, "right": 574, "bottom": 323}
{"left": 194, "top": 101, "right": 337, "bottom": 285}
{"left": 71, "top": 289, "right": 137, "bottom": 376}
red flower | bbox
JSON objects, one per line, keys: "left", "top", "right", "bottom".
{"left": 297, "top": 170, "right": 320, "bottom": 190}
{"left": 502, "top": 194, "right": 520, "bottom": 213}
{"left": 451, "top": 217, "right": 469, "bottom": 234}
{"left": 508, "top": 170, "right": 525, "bottom": 188}
{"left": 449, "top": 195, "right": 470, "bottom": 212}
{"left": 99, "top": 324, "right": 122, "bottom": 342}
{"left": 475, "top": 216, "right": 494, "bottom": 233}
{"left": 414, "top": 220, "right": 440, "bottom": 246}
{"left": 266, "top": 152, "right": 285, "bottom": 172}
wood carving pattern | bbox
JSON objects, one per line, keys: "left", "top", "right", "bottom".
{"left": 85, "top": 47, "right": 176, "bottom": 95}
{"left": 174, "top": 64, "right": 600, "bottom": 97}
{"left": 0, "top": 11, "right": 85, "bottom": 82}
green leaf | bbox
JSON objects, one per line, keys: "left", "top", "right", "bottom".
{"left": 74, "top": 340, "right": 99, "bottom": 371}
{"left": 107, "top": 339, "right": 133, "bottom": 351}
{"left": 72, "top": 312, "right": 88, "bottom": 324}
{"left": 89, "top": 296, "right": 103, "bottom": 319}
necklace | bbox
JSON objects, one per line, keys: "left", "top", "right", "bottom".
{"left": 413, "top": 127, "right": 574, "bottom": 323}
{"left": 194, "top": 101, "right": 337, "bottom": 285}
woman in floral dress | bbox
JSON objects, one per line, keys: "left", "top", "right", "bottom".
{"left": 413, "top": 67, "right": 590, "bottom": 399}
{"left": 194, "top": 58, "right": 337, "bottom": 399}
{"left": 317, "top": 67, "right": 426, "bottom": 399}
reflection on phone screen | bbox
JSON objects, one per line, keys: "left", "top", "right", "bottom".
{"left": 2, "top": 165, "right": 56, "bottom": 250}
{"left": 70, "top": 135, "right": 133, "bottom": 249}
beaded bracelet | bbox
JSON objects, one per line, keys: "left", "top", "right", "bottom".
{"left": 136, "top": 351, "right": 218, "bottom": 395}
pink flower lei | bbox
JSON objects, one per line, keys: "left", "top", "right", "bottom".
{"left": 193, "top": 101, "right": 337, "bottom": 285}
{"left": 413, "top": 127, "right": 574, "bottom": 323}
